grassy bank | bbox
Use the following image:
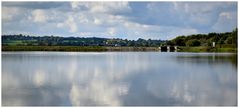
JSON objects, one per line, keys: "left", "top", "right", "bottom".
{"left": 2, "top": 45, "right": 237, "bottom": 52}
{"left": 178, "top": 46, "right": 237, "bottom": 52}
{"left": 2, "top": 46, "right": 160, "bottom": 52}
{"left": 2, "top": 46, "right": 108, "bottom": 52}
{"left": 106, "top": 47, "right": 159, "bottom": 51}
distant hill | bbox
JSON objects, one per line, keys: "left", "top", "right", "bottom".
{"left": 2, "top": 28, "right": 237, "bottom": 48}
{"left": 2, "top": 35, "right": 164, "bottom": 47}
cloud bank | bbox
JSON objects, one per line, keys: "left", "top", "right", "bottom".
{"left": 2, "top": 2, "right": 237, "bottom": 40}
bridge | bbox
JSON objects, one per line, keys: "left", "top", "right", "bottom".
{"left": 159, "top": 46, "right": 178, "bottom": 52}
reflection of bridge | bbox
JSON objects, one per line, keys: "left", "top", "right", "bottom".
{"left": 159, "top": 46, "right": 177, "bottom": 52}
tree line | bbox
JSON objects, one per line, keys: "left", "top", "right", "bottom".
{"left": 2, "top": 28, "right": 237, "bottom": 48}
{"left": 2, "top": 35, "right": 164, "bottom": 47}
{"left": 165, "top": 28, "right": 237, "bottom": 48}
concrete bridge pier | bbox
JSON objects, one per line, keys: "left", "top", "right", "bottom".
{"left": 159, "top": 46, "right": 177, "bottom": 52}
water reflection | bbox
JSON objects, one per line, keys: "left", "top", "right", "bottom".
{"left": 33, "top": 70, "right": 46, "bottom": 87}
{"left": 2, "top": 52, "right": 237, "bottom": 106}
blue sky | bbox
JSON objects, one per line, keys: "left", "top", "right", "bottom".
{"left": 2, "top": 2, "right": 238, "bottom": 40}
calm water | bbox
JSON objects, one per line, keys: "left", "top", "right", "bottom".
{"left": 2, "top": 52, "right": 237, "bottom": 106}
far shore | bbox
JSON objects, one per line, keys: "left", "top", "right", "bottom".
{"left": 2, "top": 46, "right": 160, "bottom": 52}
{"left": 177, "top": 46, "right": 237, "bottom": 53}
{"left": 2, "top": 46, "right": 237, "bottom": 53}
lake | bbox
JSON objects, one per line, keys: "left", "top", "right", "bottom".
{"left": 2, "top": 52, "right": 237, "bottom": 106}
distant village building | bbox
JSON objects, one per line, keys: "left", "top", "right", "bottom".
{"left": 212, "top": 42, "right": 215, "bottom": 48}
{"left": 115, "top": 44, "right": 120, "bottom": 47}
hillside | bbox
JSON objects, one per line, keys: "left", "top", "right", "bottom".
{"left": 2, "top": 35, "right": 164, "bottom": 47}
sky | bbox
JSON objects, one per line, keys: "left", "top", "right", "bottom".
{"left": 2, "top": 2, "right": 238, "bottom": 40}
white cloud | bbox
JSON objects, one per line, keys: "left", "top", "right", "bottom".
{"left": 31, "top": 9, "right": 48, "bottom": 23}
{"left": 2, "top": 7, "right": 20, "bottom": 21}
{"left": 66, "top": 16, "right": 78, "bottom": 33}
{"left": 78, "top": 13, "right": 90, "bottom": 24}
{"left": 146, "top": 2, "right": 236, "bottom": 30}
{"left": 2, "top": 2, "right": 237, "bottom": 39}
{"left": 220, "top": 12, "right": 234, "bottom": 19}
{"left": 212, "top": 11, "right": 237, "bottom": 32}
{"left": 56, "top": 23, "right": 64, "bottom": 28}
{"left": 93, "top": 18, "right": 103, "bottom": 25}
{"left": 171, "top": 3, "right": 216, "bottom": 27}
{"left": 173, "top": 2, "right": 228, "bottom": 14}
{"left": 91, "top": 14, "right": 127, "bottom": 27}
{"left": 107, "top": 27, "right": 116, "bottom": 36}
{"left": 57, "top": 16, "right": 78, "bottom": 33}
{"left": 162, "top": 27, "right": 199, "bottom": 39}
{"left": 71, "top": 2, "right": 80, "bottom": 10}
{"left": 70, "top": 2, "right": 90, "bottom": 10}
{"left": 70, "top": 2, "right": 131, "bottom": 14}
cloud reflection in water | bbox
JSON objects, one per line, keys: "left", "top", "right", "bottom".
{"left": 2, "top": 52, "right": 237, "bottom": 106}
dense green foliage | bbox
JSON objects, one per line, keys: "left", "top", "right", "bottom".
{"left": 178, "top": 46, "right": 237, "bottom": 52}
{"left": 166, "top": 28, "right": 237, "bottom": 48}
{"left": 2, "top": 35, "right": 164, "bottom": 47}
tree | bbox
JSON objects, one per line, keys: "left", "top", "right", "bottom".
{"left": 173, "top": 36, "right": 186, "bottom": 46}
{"left": 166, "top": 40, "right": 175, "bottom": 46}
{"left": 231, "top": 28, "right": 237, "bottom": 46}
{"left": 186, "top": 39, "right": 201, "bottom": 46}
{"left": 225, "top": 37, "right": 233, "bottom": 44}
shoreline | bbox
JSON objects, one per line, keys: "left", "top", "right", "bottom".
{"left": 2, "top": 46, "right": 237, "bottom": 53}
{"left": 177, "top": 46, "right": 237, "bottom": 53}
{"left": 2, "top": 46, "right": 160, "bottom": 52}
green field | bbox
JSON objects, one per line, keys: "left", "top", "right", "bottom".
{"left": 178, "top": 46, "right": 237, "bottom": 52}
{"left": 2, "top": 46, "right": 160, "bottom": 52}
{"left": 2, "top": 46, "right": 108, "bottom": 52}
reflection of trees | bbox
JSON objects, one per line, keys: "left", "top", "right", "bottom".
{"left": 119, "top": 53, "right": 237, "bottom": 106}
{"left": 176, "top": 53, "right": 238, "bottom": 69}
{"left": 229, "top": 54, "right": 237, "bottom": 70}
